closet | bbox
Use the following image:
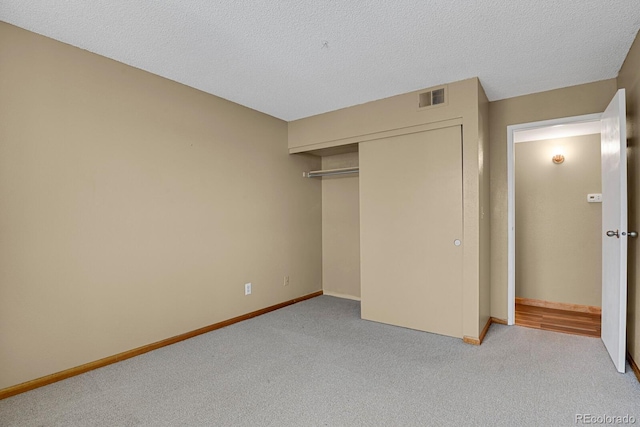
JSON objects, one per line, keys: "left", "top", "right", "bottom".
{"left": 316, "top": 150, "right": 361, "bottom": 301}
{"left": 290, "top": 78, "right": 490, "bottom": 342}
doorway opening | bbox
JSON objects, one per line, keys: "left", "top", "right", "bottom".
{"left": 506, "top": 113, "right": 602, "bottom": 326}
{"left": 506, "top": 90, "right": 628, "bottom": 373}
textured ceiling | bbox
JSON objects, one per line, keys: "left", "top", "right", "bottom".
{"left": 2, "top": 1, "right": 640, "bottom": 121}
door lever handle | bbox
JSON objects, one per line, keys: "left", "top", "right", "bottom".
{"left": 606, "top": 230, "right": 619, "bottom": 238}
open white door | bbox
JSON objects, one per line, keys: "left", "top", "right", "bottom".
{"left": 601, "top": 89, "right": 628, "bottom": 373}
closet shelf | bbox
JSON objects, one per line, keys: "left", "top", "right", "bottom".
{"left": 306, "top": 167, "right": 359, "bottom": 178}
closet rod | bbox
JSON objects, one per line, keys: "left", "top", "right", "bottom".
{"left": 307, "top": 167, "right": 359, "bottom": 178}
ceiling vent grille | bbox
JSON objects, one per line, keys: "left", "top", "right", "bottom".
{"left": 418, "top": 87, "right": 446, "bottom": 108}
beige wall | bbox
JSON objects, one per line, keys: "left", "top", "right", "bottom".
{"left": 489, "top": 79, "right": 618, "bottom": 321}
{"left": 515, "top": 135, "right": 602, "bottom": 306}
{"left": 0, "top": 23, "right": 322, "bottom": 390}
{"left": 618, "top": 29, "right": 640, "bottom": 370}
{"left": 321, "top": 152, "right": 360, "bottom": 299}
{"left": 478, "top": 83, "right": 491, "bottom": 330}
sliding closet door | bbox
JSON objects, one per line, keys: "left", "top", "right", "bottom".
{"left": 360, "top": 126, "right": 463, "bottom": 338}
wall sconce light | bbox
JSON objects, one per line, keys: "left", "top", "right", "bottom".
{"left": 552, "top": 147, "right": 565, "bottom": 164}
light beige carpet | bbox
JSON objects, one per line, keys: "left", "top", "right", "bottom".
{"left": 1, "top": 295, "right": 639, "bottom": 426}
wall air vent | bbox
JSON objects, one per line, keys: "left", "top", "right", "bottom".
{"left": 418, "top": 87, "right": 446, "bottom": 109}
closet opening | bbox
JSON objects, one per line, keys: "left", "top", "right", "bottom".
{"left": 309, "top": 144, "right": 361, "bottom": 302}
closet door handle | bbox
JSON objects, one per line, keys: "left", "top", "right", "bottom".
{"left": 606, "top": 230, "right": 619, "bottom": 238}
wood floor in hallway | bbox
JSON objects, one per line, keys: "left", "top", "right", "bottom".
{"left": 515, "top": 303, "right": 601, "bottom": 338}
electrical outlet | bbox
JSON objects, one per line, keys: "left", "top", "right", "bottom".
{"left": 244, "top": 283, "right": 252, "bottom": 295}
{"left": 284, "top": 276, "right": 289, "bottom": 286}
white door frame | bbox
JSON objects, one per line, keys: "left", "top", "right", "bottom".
{"left": 506, "top": 113, "right": 603, "bottom": 325}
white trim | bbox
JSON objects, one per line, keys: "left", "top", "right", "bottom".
{"left": 506, "top": 113, "right": 602, "bottom": 326}
{"left": 322, "top": 291, "right": 361, "bottom": 301}
{"left": 513, "top": 120, "right": 602, "bottom": 143}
